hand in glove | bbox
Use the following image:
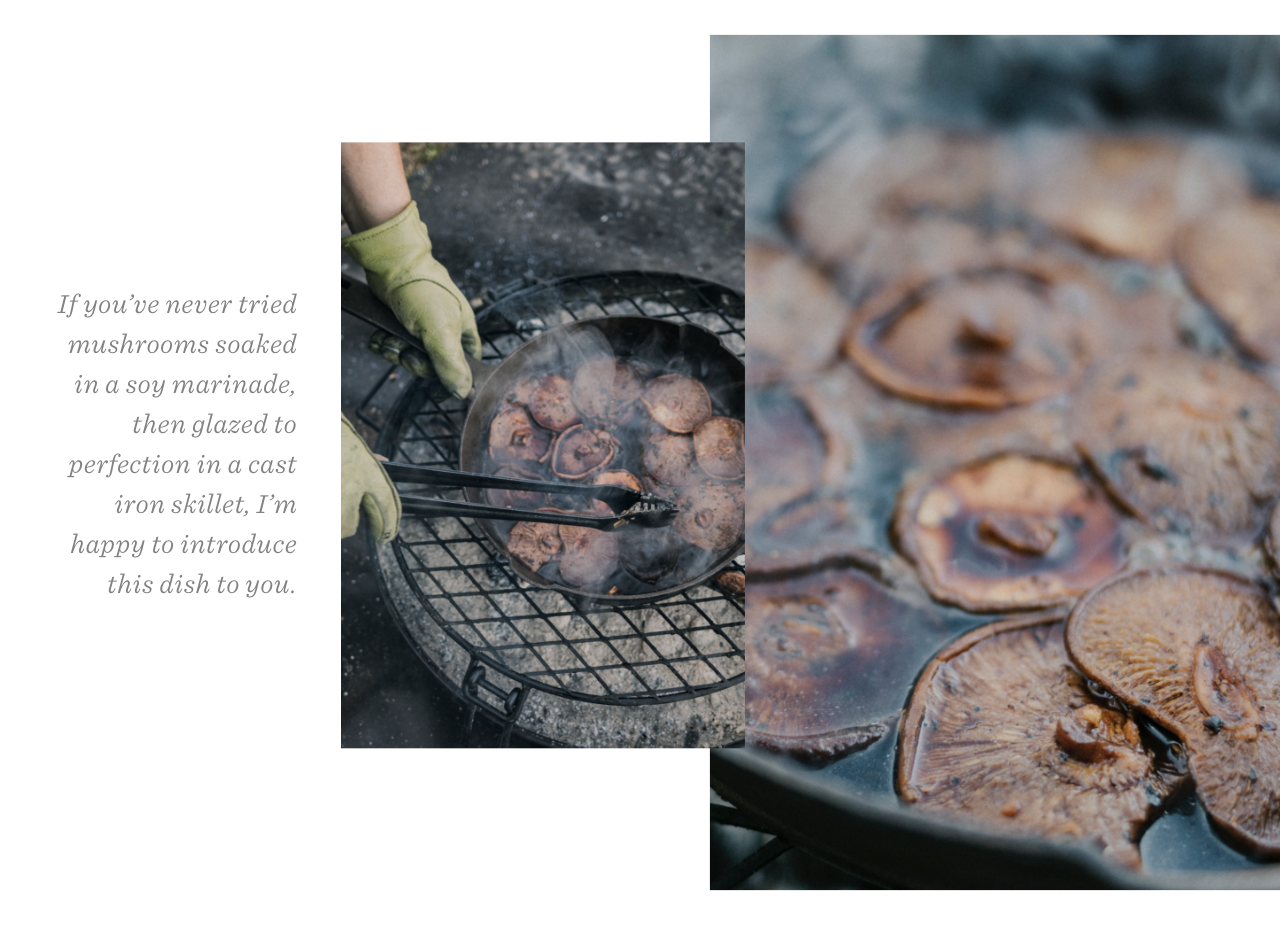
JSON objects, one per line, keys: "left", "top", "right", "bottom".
{"left": 341, "top": 201, "right": 481, "bottom": 399}
{"left": 341, "top": 414, "right": 400, "bottom": 543}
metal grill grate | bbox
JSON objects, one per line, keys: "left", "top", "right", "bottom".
{"left": 364, "top": 272, "right": 745, "bottom": 714}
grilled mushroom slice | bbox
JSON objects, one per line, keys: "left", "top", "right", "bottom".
{"left": 488, "top": 407, "right": 553, "bottom": 465}
{"left": 1021, "top": 134, "right": 1245, "bottom": 264}
{"left": 1065, "top": 567, "right": 1280, "bottom": 858}
{"left": 747, "top": 567, "right": 955, "bottom": 764}
{"left": 745, "top": 386, "right": 831, "bottom": 524}
{"left": 900, "top": 615, "right": 1188, "bottom": 869}
{"left": 675, "top": 482, "right": 744, "bottom": 552}
{"left": 522, "top": 373, "right": 581, "bottom": 431}
{"left": 746, "top": 242, "right": 850, "bottom": 381}
{"left": 571, "top": 357, "right": 644, "bottom": 423}
{"left": 583, "top": 469, "right": 644, "bottom": 515}
{"left": 1177, "top": 199, "right": 1280, "bottom": 366}
{"left": 551, "top": 424, "right": 618, "bottom": 481}
{"left": 693, "top": 416, "right": 744, "bottom": 481}
{"left": 642, "top": 432, "right": 700, "bottom": 492}
{"left": 895, "top": 454, "right": 1125, "bottom": 612}
{"left": 486, "top": 464, "right": 550, "bottom": 511}
{"left": 558, "top": 524, "right": 620, "bottom": 589}
{"left": 641, "top": 373, "right": 714, "bottom": 434}
{"left": 1070, "top": 350, "right": 1280, "bottom": 540}
{"left": 843, "top": 267, "right": 1093, "bottom": 409}
{"left": 507, "top": 521, "right": 563, "bottom": 572}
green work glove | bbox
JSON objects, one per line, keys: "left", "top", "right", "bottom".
{"left": 341, "top": 201, "right": 482, "bottom": 399}
{"left": 341, "top": 414, "right": 400, "bottom": 543}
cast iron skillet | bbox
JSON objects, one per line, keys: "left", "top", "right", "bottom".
{"left": 459, "top": 315, "right": 745, "bottom": 603}
{"left": 341, "top": 276, "right": 745, "bottom": 603}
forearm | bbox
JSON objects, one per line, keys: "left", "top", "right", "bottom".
{"left": 340, "top": 143, "right": 410, "bottom": 233}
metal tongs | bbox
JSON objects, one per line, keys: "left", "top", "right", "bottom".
{"left": 384, "top": 461, "right": 679, "bottom": 531}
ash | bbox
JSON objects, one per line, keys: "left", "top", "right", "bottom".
{"left": 379, "top": 516, "right": 745, "bottom": 748}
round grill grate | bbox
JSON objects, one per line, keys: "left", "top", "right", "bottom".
{"left": 363, "top": 272, "right": 745, "bottom": 740}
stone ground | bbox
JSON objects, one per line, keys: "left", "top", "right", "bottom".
{"left": 341, "top": 142, "right": 744, "bottom": 747}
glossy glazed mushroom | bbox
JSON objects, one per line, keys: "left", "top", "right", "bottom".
{"left": 570, "top": 357, "right": 644, "bottom": 423}
{"left": 745, "top": 386, "right": 834, "bottom": 524}
{"left": 642, "top": 432, "right": 700, "bottom": 493}
{"left": 558, "top": 524, "right": 620, "bottom": 589}
{"left": 507, "top": 521, "right": 563, "bottom": 572}
{"left": 899, "top": 615, "right": 1188, "bottom": 868}
{"left": 745, "top": 242, "right": 851, "bottom": 382}
{"left": 523, "top": 373, "right": 581, "bottom": 431}
{"left": 488, "top": 407, "right": 553, "bottom": 466}
{"left": 843, "top": 266, "right": 1094, "bottom": 409}
{"left": 1070, "top": 350, "right": 1280, "bottom": 540}
{"left": 1177, "top": 199, "right": 1280, "bottom": 366}
{"left": 550, "top": 424, "right": 618, "bottom": 480}
{"left": 895, "top": 454, "right": 1126, "bottom": 612}
{"left": 675, "top": 482, "right": 744, "bottom": 552}
{"left": 641, "top": 373, "right": 714, "bottom": 434}
{"left": 486, "top": 464, "right": 550, "bottom": 511}
{"left": 1065, "top": 567, "right": 1280, "bottom": 858}
{"left": 747, "top": 566, "right": 958, "bottom": 764}
{"left": 693, "top": 416, "right": 745, "bottom": 481}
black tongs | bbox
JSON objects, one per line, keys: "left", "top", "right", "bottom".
{"left": 383, "top": 461, "right": 679, "bottom": 531}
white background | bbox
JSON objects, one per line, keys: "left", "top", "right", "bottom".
{"left": 6, "top": 3, "right": 1276, "bottom": 918}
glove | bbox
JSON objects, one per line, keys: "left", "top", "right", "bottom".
{"left": 341, "top": 201, "right": 482, "bottom": 399}
{"left": 341, "top": 414, "right": 400, "bottom": 543}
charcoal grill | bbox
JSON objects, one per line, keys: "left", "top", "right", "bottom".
{"left": 357, "top": 271, "right": 746, "bottom": 747}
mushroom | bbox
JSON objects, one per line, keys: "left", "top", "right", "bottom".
{"left": 1021, "top": 133, "right": 1246, "bottom": 264}
{"left": 1069, "top": 350, "right": 1280, "bottom": 540}
{"left": 895, "top": 454, "right": 1126, "bottom": 612}
{"left": 1065, "top": 567, "right": 1280, "bottom": 858}
{"left": 642, "top": 432, "right": 700, "bottom": 492}
{"left": 1177, "top": 199, "right": 1280, "bottom": 366}
{"left": 899, "top": 615, "right": 1189, "bottom": 869}
{"left": 570, "top": 357, "right": 644, "bottom": 423}
{"left": 786, "top": 129, "right": 1015, "bottom": 268}
{"left": 693, "top": 416, "right": 745, "bottom": 481}
{"left": 843, "top": 266, "right": 1094, "bottom": 409}
{"left": 641, "top": 373, "right": 714, "bottom": 433}
{"left": 585, "top": 469, "right": 644, "bottom": 515}
{"left": 675, "top": 482, "right": 744, "bottom": 552}
{"left": 506, "top": 520, "right": 563, "bottom": 572}
{"left": 550, "top": 424, "right": 618, "bottom": 481}
{"left": 744, "top": 386, "right": 833, "bottom": 525}
{"left": 557, "top": 524, "right": 620, "bottom": 589}
{"left": 488, "top": 407, "right": 553, "bottom": 465}
{"left": 522, "top": 373, "right": 581, "bottom": 431}
{"left": 485, "top": 464, "right": 550, "bottom": 511}
{"left": 745, "top": 242, "right": 851, "bottom": 382}
{"left": 747, "top": 566, "right": 958, "bottom": 764}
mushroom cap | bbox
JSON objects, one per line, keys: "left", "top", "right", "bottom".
{"left": 746, "top": 567, "right": 957, "bottom": 764}
{"left": 506, "top": 520, "right": 563, "bottom": 572}
{"left": 786, "top": 129, "right": 1015, "bottom": 267}
{"left": 488, "top": 407, "right": 553, "bottom": 465}
{"left": 586, "top": 469, "right": 644, "bottom": 514}
{"left": 895, "top": 454, "right": 1126, "bottom": 612}
{"left": 550, "top": 424, "right": 618, "bottom": 480}
{"left": 745, "top": 386, "right": 835, "bottom": 525}
{"left": 485, "top": 464, "right": 550, "bottom": 511}
{"left": 641, "top": 373, "right": 714, "bottom": 433}
{"left": 675, "top": 482, "right": 744, "bottom": 552}
{"left": 693, "top": 416, "right": 745, "bottom": 480}
{"left": 570, "top": 357, "right": 644, "bottom": 423}
{"left": 843, "top": 267, "right": 1093, "bottom": 409}
{"left": 745, "top": 242, "right": 850, "bottom": 382}
{"left": 642, "top": 432, "right": 700, "bottom": 491}
{"left": 899, "top": 615, "right": 1188, "bottom": 869}
{"left": 1070, "top": 350, "right": 1280, "bottom": 540}
{"left": 1021, "top": 134, "right": 1246, "bottom": 264}
{"left": 523, "top": 373, "right": 581, "bottom": 431}
{"left": 1065, "top": 567, "right": 1280, "bottom": 858}
{"left": 557, "top": 524, "right": 620, "bottom": 589}
{"left": 1177, "top": 199, "right": 1280, "bottom": 366}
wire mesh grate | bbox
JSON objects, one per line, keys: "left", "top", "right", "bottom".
{"left": 373, "top": 272, "right": 745, "bottom": 707}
